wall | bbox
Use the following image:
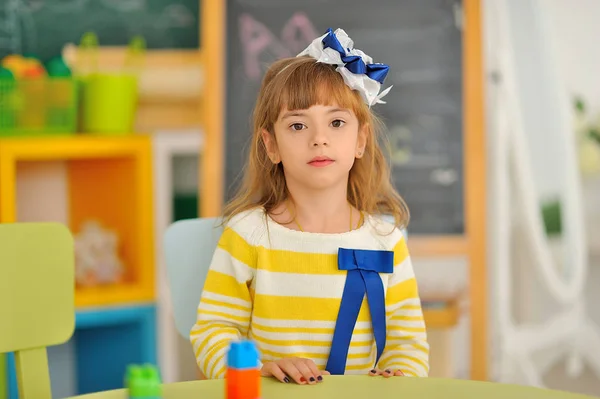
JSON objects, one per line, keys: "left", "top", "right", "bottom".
{"left": 544, "top": 0, "right": 600, "bottom": 113}
{"left": 483, "top": 0, "right": 600, "bottom": 394}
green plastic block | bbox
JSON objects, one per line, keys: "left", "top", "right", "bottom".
{"left": 125, "top": 364, "right": 162, "bottom": 398}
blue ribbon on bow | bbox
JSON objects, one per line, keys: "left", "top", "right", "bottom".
{"left": 325, "top": 248, "right": 394, "bottom": 375}
{"left": 321, "top": 28, "right": 390, "bottom": 84}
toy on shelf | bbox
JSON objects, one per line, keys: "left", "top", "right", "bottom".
{"left": 226, "top": 340, "right": 261, "bottom": 399}
{"left": 1, "top": 54, "right": 46, "bottom": 79}
{"left": 0, "top": 53, "right": 77, "bottom": 136}
{"left": 74, "top": 220, "right": 125, "bottom": 287}
{"left": 125, "top": 364, "right": 162, "bottom": 399}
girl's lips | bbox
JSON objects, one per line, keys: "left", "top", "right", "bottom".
{"left": 308, "top": 159, "right": 334, "bottom": 167}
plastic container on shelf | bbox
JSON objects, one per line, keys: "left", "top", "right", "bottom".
{"left": 0, "top": 78, "right": 78, "bottom": 137}
{"left": 80, "top": 73, "right": 138, "bottom": 135}
{"left": 0, "top": 56, "right": 78, "bottom": 137}
{"left": 77, "top": 32, "right": 144, "bottom": 136}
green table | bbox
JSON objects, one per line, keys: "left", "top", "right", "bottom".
{"left": 67, "top": 375, "right": 597, "bottom": 398}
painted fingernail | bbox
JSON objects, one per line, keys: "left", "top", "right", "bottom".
{"left": 284, "top": 377, "right": 290, "bottom": 383}
{"left": 300, "top": 377, "right": 306, "bottom": 383}
{"left": 385, "top": 369, "right": 391, "bottom": 374}
{"left": 317, "top": 375, "right": 323, "bottom": 381}
{"left": 370, "top": 369, "right": 377, "bottom": 374}
{"left": 309, "top": 377, "right": 315, "bottom": 382}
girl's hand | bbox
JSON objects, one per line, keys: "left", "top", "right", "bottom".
{"left": 368, "top": 368, "right": 404, "bottom": 377}
{"left": 260, "top": 357, "right": 330, "bottom": 384}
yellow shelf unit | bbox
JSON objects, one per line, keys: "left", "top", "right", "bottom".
{"left": 423, "top": 301, "right": 460, "bottom": 329}
{"left": 0, "top": 135, "right": 155, "bottom": 308}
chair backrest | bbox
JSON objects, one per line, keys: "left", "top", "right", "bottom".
{"left": 163, "top": 217, "right": 223, "bottom": 339}
{"left": 0, "top": 223, "right": 75, "bottom": 399}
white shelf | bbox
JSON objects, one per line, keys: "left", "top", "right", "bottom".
{"left": 152, "top": 129, "right": 204, "bottom": 383}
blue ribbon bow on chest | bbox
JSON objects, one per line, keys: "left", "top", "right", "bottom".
{"left": 325, "top": 248, "right": 394, "bottom": 375}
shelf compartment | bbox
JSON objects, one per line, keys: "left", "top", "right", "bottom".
{"left": 0, "top": 135, "right": 154, "bottom": 308}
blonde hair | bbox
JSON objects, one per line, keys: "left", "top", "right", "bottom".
{"left": 223, "top": 56, "right": 409, "bottom": 229}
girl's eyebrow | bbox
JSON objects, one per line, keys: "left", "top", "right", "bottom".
{"left": 281, "top": 111, "right": 306, "bottom": 119}
{"left": 281, "top": 108, "right": 351, "bottom": 120}
{"left": 327, "top": 108, "right": 351, "bottom": 115}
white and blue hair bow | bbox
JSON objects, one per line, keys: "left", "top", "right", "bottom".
{"left": 297, "top": 28, "right": 393, "bottom": 107}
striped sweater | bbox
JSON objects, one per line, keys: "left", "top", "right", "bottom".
{"left": 190, "top": 207, "right": 429, "bottom": 378}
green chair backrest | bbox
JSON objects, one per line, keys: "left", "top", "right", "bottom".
{"left": 0, "top": 223, "right": 75, "bottom": 399}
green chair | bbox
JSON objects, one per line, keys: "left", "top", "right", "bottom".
{"left": 0, "top": 223, "right": 75, "bottom": 399}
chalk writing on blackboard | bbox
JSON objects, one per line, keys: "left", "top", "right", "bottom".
{"left": 239, "top": 12, "right": 318, "bottom": 80}
{"left": 0, "top": 0, "right": 199, "bottom": 62}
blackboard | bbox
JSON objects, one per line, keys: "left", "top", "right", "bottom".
{"left": 224, "top": 0, "right": 464, "bottom": 235}
{"left": 0, "top": 0, "right": 200, "bottom": 62}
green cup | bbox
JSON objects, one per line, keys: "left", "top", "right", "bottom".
{"left": 80, "top": 73, "right": 138, "bottom": 135}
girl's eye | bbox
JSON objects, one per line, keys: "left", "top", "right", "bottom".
{"left": 290, "top": 123, "right": 305, "bottom": 131}
{"left": 331, "top": 119, "right": 346, "bottom": 128}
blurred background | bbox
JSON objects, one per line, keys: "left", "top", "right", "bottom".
{"left": 0, "top": 0, "right": 599, "bottom": 397}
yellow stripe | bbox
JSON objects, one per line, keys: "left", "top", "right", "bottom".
{"left": 392, "top": 237, "right": 409, "bottom": 266}
{"left": 345, "top": 365, "right": 372, "bottom": 371}
{"left": 256, "top": 247, "right": 344, "bottom": 275}
{"left": 214, "top": 364, "right": 227, "bottom": 378}
{"left": 259, "top": 347, "right": 372, "bottom": 360}
{"left": 384, "top": 342, "right": 429, "bottom": 354}
{"left": 191, "top": 322, "right": 248, "bottom": 340}
{"left": 252, "top": 322, "right": 371, "bottom": 335}
{"left": 388, "top": 325, "right": 426, "bottom": 333}
{"left": 253, "top": 294, "right": 372, "bottom": 322}
{"left": 401, "top": 354, "right": 429, "bottom": 370}
{"left": 396, "top": 304, "right": 422, "bottom": 311}
{"left": 385, "top": 334, "right": 420, "bottom": 342}
{"left": 200, "top": 297, "right": 251, "bottom": 313}
{"left": 190, "top": 323, "right": 214, "bottom": 338}
{"left": 383, "top": 363, "right": 420, "bottom": 375}
{"left": 209, "top": 352, "right": 226, "bottom": 378}
{"left": 379, "top": 351, "right": 428, "bottom": 371}
{"left": 199, "top": 309, "right": 250, "bottom": 324}
{"left": 386, "top": 278, "right": 419, "bottom": 305}
{"left": 194, "top": 330, "right": 215, "bottom": 359}
{"left": 203, "top": 340, "right": 229, "bottom": 374}
{"left": 202, "top": 270, "right": 252, "bottom": 302}
{"left": 218, "top": 227, "right": 256, "bottom": 268}
{"left": 194, "top": 328, "right": 233, "bottom": 359}
{"left": 252, "top": 333, "right": 373, "bottom": 348}
{"left": 385, "top": 314, "right": 424, "bottom": 322}
{"left": 219, "top": 233, "right": 407, "bottom": 276}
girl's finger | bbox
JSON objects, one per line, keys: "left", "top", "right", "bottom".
{"left": 383, "top": 369, "right": 393, "bottom": 378}
{"left": 293, "top": 359, "right": 318, "bottom": 384}
{"left": 303, "top": 359, "right": 325, "bottom": 382}
{"left": 394, "top": 370, "right": 405, "bottom": 376}
{"left": 368, "top": 368, "right": 383, "bottom": 376}
{"left": 261, "top": 363, "right": 290, "bottom": 383}
{"left": 279, "top": 362, "right": 306, "bottom": 385}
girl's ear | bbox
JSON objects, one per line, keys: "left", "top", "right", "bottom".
{"left": 261, "top": 129, "right": 281, "bottom": 164}
{"left": 355, "top": 124, "right": 368, "bottom": 158}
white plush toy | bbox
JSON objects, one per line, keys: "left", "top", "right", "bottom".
{"left": 74, "top": 220, "right": 125, "bottom": 286}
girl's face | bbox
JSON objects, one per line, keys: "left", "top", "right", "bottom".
{"left": 262, "top": 103, "right": 367, "bottom": 192}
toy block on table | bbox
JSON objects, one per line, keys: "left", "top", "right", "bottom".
{"left": 226, "top": 340, "right": 261, "bottom": 399}
{"left": 125, "top": 364, "right": 162, "bottom": 399}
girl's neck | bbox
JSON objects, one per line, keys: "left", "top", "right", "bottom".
{"left": 282, "top": 184, "right": 360, "bottom": 234}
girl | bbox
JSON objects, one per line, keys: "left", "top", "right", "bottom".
{"left": 190, "top": 28, "right": 429, "bottom": 384}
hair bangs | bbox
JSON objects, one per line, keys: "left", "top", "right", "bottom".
{"left": 268, "top": 58, "right": 367, "bottom": 127}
